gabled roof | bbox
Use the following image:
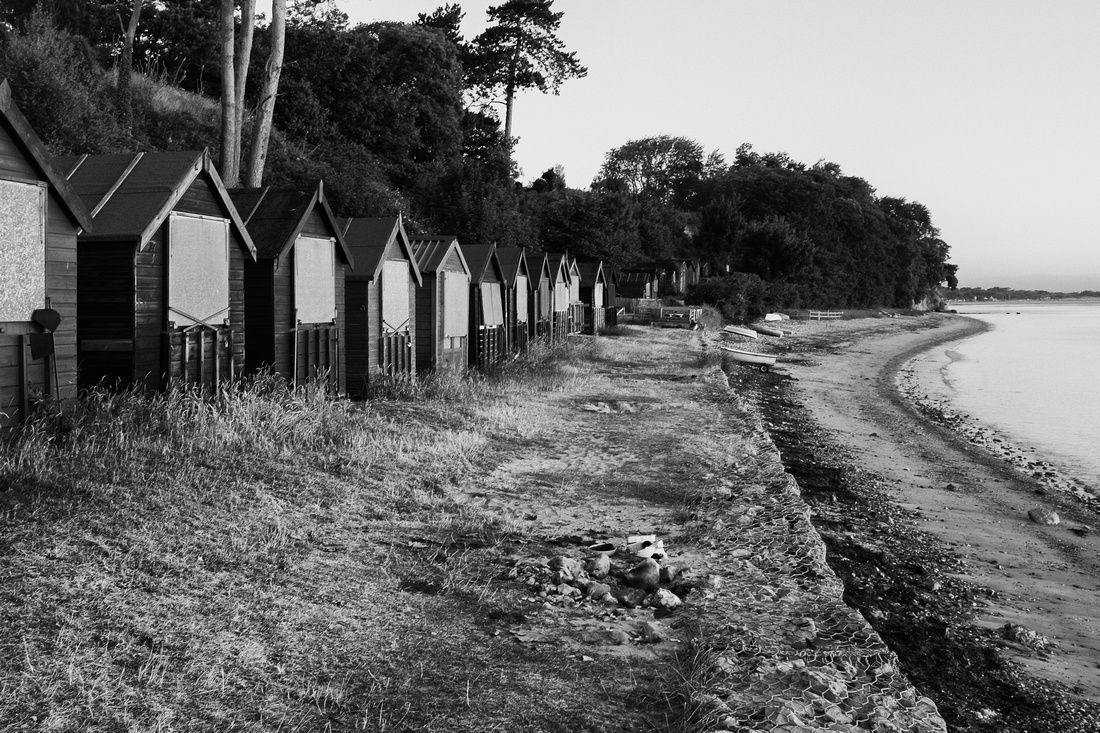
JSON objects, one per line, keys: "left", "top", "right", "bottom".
{"left": 461, "top": 244, "right": 505, "bottom": 286}
{"left": 56, "top": 148, "right": 254, "bottom": 257}
{"left": 0, "top": 79, "right": 92, "bottom": 232}
{"left": 546, "top": 252, "right": 571, "bottom": 284}
{"left": 409, "top": 235, "right": 470, "bottom": 277}
{"left": 340, "top": 215, "right": 422, "bottom": 286}
{"left": 493, "top": 246, "right": 530, "bottom": 289}
{"left": 527, "top": 251, "right": 552, "bottom": 285}
{"left": 576, "top": 260, "right": 606, "bottom": 286}
{"left": 228, "top": 181, "right": 351, "bottom": 267}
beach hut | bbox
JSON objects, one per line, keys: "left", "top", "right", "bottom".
{"left": 577, "top": 260, "right": 609, "bottom": 333}
{"left": 527, "top": 251, "right": 553, "bottom": 341}
{"left": 56, "top": 148, "right": 255, "bottom": 392}
{"left": 230, "top": 183, "right": 352, "bottom": 392}
{"left": 462, "top": 244, "right": 507, "bottom": 369}
{"left": 341, "top": 215, "right": 421, "bottom": 397}
{"left": 494, "top": 246, "right": 531, "bottom": 353}
{"left": 616, "top": 268, "right": 658, "bottom": 303}
{"left": 410, "top": 236, "right": 470, "bottom": 374}
{"left": 546, "top": 253, "right": 577, "bottom": 339}
{"left": 0, "top": 80, "right": 92, "bottom": 427}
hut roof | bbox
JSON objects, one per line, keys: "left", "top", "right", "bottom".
{"left": 461, "top": 244, "right": 505, "bottom": 285}
{"left": 0, "top": 80, "right": 92, "bottom": 232}
{"left": 409, "top": 236, "right": 470, "bottom": 276}
{"left": 617, "top": 269, "right": 656, "bottom": 284}
{"left": 546, "top": 252, "right": 571, "bottom": 284}
{"left": 577, "top": 260, "right": 606, "bottom": 285}
{"left": 527, "top": 251, "right": 552, "bottom": 285}
{"left": 228, "top": 182, "right": 350, "bottom": 267}
{"left": 340, "top": 215, "right": 422, "bottom": 286}
{"left": 493, "top": 246, "right": 530, "bottom": 289}
{"left": 56, "top": 148, "right": 254, "bottom": 256}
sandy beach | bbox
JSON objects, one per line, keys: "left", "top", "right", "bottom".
{"left": 733, "top": 313, "right": 1100, "bottom": 731}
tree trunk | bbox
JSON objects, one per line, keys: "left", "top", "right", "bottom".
{"left": 116, "top": 0, "right": 143, "bottom": 133}
{"left": 244, "top": 0, "right": 287, "bottom": 188}
{"left": 503, "top": 49, "right": 518, "bottom": 144}
{"left": 219, "top": 0, "right": 239, "bottom": 187}
{"left": 234, "top": 0, "right": 256, "bottom": 153}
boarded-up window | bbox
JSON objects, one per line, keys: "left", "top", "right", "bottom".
{"left": 480, "top": 282, "right": 503, "bottom": 326}
{"left": 442, "top": 271, "right": 468, "bottom": 337}
{"left": 168, "top": 213, "right": 230, "bottom": 327}
{"left": 569, "top": 277, "right": 580, "bottom": 303}
{"left": 0, "top": 180, "right": 46, "bottom": 322}
{"left": 294, "top": 236, "right": 336, "bottom": 324}
{"left": 593, "top": 283, "right": 604, "bottom": 307}
{"left": 553, "top": 280, "right": 568, "bottom": 312}
{"left": 514, "top": 275, "right": 528, "bottom": 322}
{"left": 381, "top": 259, "right": 410, "bottom": 332}
{"left": 539, "top": 281, "right": 550, "bottom": 318}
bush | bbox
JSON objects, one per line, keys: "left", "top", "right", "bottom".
{"left": 688, "top": 272, "right": 769, "bottom": 323}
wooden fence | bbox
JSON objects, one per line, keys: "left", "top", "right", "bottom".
{"left": 166, "top": 325, "right": 234, "bottom": 389}
{"left": 379, "top": 330, "right": 413, "bottom": 378}
{"left": 294, "top": 323, "right": 340, "bottom": 391}
{"left": 808, "top": 310, "right": 844, "bottom": 320}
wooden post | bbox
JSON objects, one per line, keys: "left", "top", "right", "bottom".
{"left": 228, "top": 329, "right": 235, "bottom": 381}
{"left": 198, "top": 329, "right": 206, "bottom": 388}
{"left": 182, "top": 331, "right": 191, "bottom": 386}
{"left": 19, "top": 335, "right": 28, "bottom": 423}
{"left": 214, "top": 328, "right": 222, "bottom": 385}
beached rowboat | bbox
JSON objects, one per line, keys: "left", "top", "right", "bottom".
{"left": 764, "top": 312, "right": 790, "bottom": 321}
{"left": 722, "top": 324, "right": 758, "bottom": 339}
{"left": 721, "top": 346, "right": 778, "bottom": 371}
{"left": 750, "top": 323, "right": 784, "bottom": 338}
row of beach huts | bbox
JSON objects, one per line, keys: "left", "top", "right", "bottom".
{"left": 0, "top": 80, "right": 699, "bottom": 427}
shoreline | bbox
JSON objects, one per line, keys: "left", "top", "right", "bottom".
{"left": 735, "top": 313, "right": 1100, "bottom": 731}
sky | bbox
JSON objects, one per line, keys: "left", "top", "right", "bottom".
{"left": 343, "top": 0, "right": 1100, "bottom": 291}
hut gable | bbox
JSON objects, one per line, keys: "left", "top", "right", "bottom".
{"left": 0, "top": 79, "right": 91, "bottom": 425}
{"left": 409, "top": 236, "right": 470, "bottom": 374}
{"left": 341, "top": 215, "right": 420, "bottom": 395}
{"left": 462, "top": 244, "right": 507, "bottom": 368}
{"left": 230, "top": 183, "right": 351, "bottom": 390}
{"left": 577, "top": 260, "right": 607, "bottom": 306}
{"left": 493, "top": 247, "right": 532, "bottom": 352}
{"left": 55, "top": 148, "right": 254, "bottom": 391}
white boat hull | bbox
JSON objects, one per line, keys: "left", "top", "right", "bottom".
{"left": 722, "top": 325, "right": 758, "bottom": 339}
{"left": 721, "top": 346, "right": 778, "bottom": 370}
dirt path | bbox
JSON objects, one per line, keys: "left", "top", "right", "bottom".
{"left": 748, "top": 314, "right": 1100, "bottom": 729}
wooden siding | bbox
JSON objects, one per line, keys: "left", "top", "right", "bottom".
{"left": 414, "top": 271, "right": 436, "bottom": 373}
{"left": 346, "top": 254, "right": 416, "bottom": 399}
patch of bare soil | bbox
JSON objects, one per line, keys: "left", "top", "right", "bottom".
{"left": 735, "top": 314, "right": 1100, "bottom": 732}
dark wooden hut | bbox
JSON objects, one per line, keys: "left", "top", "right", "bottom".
{"left": 546, "top": 253, "right": 575, "bottom": 340}
{"left": 462, "top": 244, "right": 507, "bottom": 369}
{"left": 527, "top": 252, "right": 553, "bottom": 341}
{"left": 0, "top": 80, "right": 92, "bottom": 426}
{"left": 230, "top": 183, "right": 352, "bottom": 392}
{"left": 341, "top": 215, "right": 421, "bottom": 397}
{"left": 409, "top": 236, "right": 470, "bottom": 374}
{"left": 493, "top": 246, "right": 531, "bottom": 353}
{"left": 56, "top": 149, "right": 255, "bottom": 392}
{"left": 577, "top": 260, "right": 609, "bottom": 333}
{"left": 616, "top": 268, "right": 658, "bottom": 302}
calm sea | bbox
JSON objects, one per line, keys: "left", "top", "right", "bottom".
{"left": 934, "top": 300, "right": 1100, "bottom": 493}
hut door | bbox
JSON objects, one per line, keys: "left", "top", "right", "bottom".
{"left": 167, "top": 213, "right": 230, "bottom": 327}
{"left": 0, "top": 179, "right": 46, "bottom": 322}
{"left": 294, "top": 236, "right": 336, "bottom": 324}
{"left": 593, "top": 283, "right": 604, "bottom": 308}
{"left": 381, "top": 260, "right": 410, "bottom": 333}
{"left": 514, "top": 275, "right": 528, "bottom": 323}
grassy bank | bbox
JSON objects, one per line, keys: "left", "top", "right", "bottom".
{"left": 0, "top": 340, "right": 614, "bottom": 731}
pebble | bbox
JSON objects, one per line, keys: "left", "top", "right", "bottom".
{"left": 1027, "top": 507, "right": 1060, "bottom": 525}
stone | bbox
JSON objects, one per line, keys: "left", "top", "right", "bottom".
{"left": 649, "top": 587, "right": 683, "bottom": 611}
{"left": 658, "top": 564, "right": 681, "bottom": 584}
{"left": 639, "top": 620, "right": 666, "bottom": 643}
{"left": 586, "top": 553, "right": 611, "bottom": 579}
{"left": 615, "top": 587, "right": 647, "bottom": 608}
{"left": 548, "top": 556, "right": 584, "bottom": 578}
{"left": 586, "top": 582, "right": 612, "bottom": 600}
{"left": 608, "top": 629, "right": 630, "bottom": 645}
{"left": 1027, "top": 507, "right": 1060, "bottom": 525}
{"left": 624, "top": 558, "right": 660, "bottom": 591}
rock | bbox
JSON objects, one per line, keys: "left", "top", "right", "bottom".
{"left": 608, "top": 629, "right": 630, "bottom": 645}
{"left": 1070, "top": 525, "right": 1092, "bottom": 537}
{"left": 585, "top": 553, "right": 611, "bottom": 579}
{"left": 615, "top": 587, "right": 647, "bottom": 608}
{"left": 548, "top": 556, "right": 584, "bottom": 578}
{"left": 658, "top": 564, "right": 681, "bottom": 584}
{"left": 586, "top": 582, "right": 612, "bottom": 600}
{"left": 649, "top": 587, "right": 683, "bottom": 611}
{"left": 1027, "top": 507, "right": 1060, "bottom": 525}
{"left": 639, "top": 620, "right": 666, "bottom": 643}
{"left": 624, "top": 558, "right": 661, "bottom": 591}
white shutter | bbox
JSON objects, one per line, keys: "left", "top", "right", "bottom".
{"left": 554, "top": 280, "right": 568, "bottom": 312}
{"left": 480, "top": 282, "right": 503, "bottom": 326}
{"left": 381, "top": 259, "right": 410, "bottom": 331}
{"left": 168, "top": 213, "right": 230, "bottom": 326}
{"left": 443, "top": 271, "right": 469, "bottom": 337}
{"left": 593, "top": 283, "right": 604, "bottom": 307}
{"left": 514, "top": 275, "right": 528, "bottom": 322}
{"left": 0, "top": 180, "right": 46, "bottom": 321}
{"left": 294, "top": 236, "right": 336, "bottom": 324}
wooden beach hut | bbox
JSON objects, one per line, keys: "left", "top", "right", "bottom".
{"left": 527, "top": 251, "right": 553, "bottom": 341}
{"left": 409, "top": 236, "right": 470, "bottom": 374}
{"left": 546, "top": 253, "right": 574, "bottom": 340}
{"left": 229, "top": 183, "right": 352, "bottom": 392}
{"left": 616, "top": 268, "right": 658, "bottom": 303}
{"left": 341, "top": 215, "right": 421, "bottom": 397}
{"left": 494, "top": 246, "right": 531, "bottom": 353}
{"left": 0, "top": 80, "right": 92, "bottom": 426}
{"left": 577, "top": 260, "right": 609, "bottom": 333}
{"left": 462, "top": 244, "right": 507, "bottom": 369}
{"left": 56, "top": 148, "right": 255, "bottom": 392}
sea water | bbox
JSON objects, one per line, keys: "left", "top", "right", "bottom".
{"left": 937, "top": 300, "right": 1100, "bottom": 493}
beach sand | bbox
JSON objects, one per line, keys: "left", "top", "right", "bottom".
{"left": 730, "top": 313, "right": 1100, "bottom": 730}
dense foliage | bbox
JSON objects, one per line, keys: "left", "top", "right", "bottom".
{"left": 0, "top": 1, "right": 958, "bottom": 312}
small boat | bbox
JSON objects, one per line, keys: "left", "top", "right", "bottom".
{"left": 764, "top": 312, "right": 790, "bottom": 321}
{"left": 722, "top": 324, "right": 758, "bottom": 339}
{"left": 721, "top": 346, "right": 777, "bottom": 371}
{"left": 750, "top": 323, "right": 784, "bottom": 338}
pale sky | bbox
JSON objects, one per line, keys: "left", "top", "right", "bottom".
{"left": 344, "top": 1, "right": 1100, "bottom": 291}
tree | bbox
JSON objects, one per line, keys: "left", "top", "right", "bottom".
{"left": 469, "top": 0, "right": 586, "bottom": 145}
{"left": 245, "top": 0, "right": 286, "bottom": 186}
{"left": 594, "top": 135, "right": 707, "bottom": 207}
{"left": 115, "top": 0, "right": 143, "bottom": 133}
{"left": 218, "top": 0, "right": 239, "bottom": 185}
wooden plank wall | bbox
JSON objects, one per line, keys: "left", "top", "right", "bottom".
{"left": 345, "top": 278, "right": 372, "bottom": 398}
{"left": 413, "top": 271, "right": 436, "bottom": 373}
